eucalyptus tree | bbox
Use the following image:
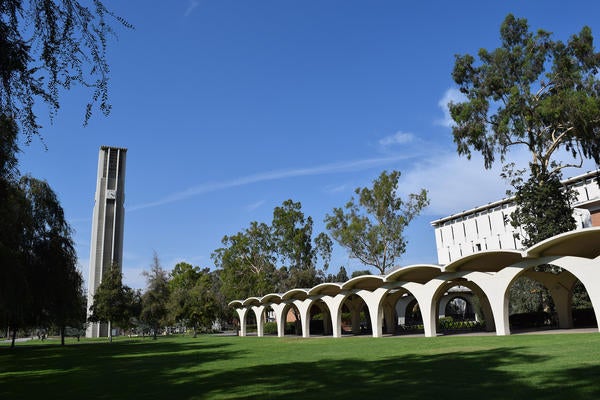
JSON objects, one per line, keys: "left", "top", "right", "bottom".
{"left": 449, "top": 14, "right": 600, "bottom": 244}
{"left": 325, "top": 170, "right": 429, "bottom": 275}
{"left": 272, "top": 199, "right": 332, "bottom": 289}
{"left": 212, "top": 221, "right": 278, "bottom": 300}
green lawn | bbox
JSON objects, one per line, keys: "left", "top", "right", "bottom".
{"left": 1, "top": 333, "right": 600, "bottom": 399}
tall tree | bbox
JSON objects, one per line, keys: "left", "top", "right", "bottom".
{"left": 140, "top": 252, "right": 171, "bottom": 340}
{"left": 0, "top": 1, "right": 131, "bottom": 141}
{"left": 212, "top": 222, "right": 277, "bottom": 300}
{"left": 325, "top": 170, "right": 429, "bottom": 275}
{"left": 88, "top": 263, "right": 132, "bottom": 343}
{"left": 1, "top": 174, "right": 84, "bottom": 347}
{"left": 272, "top": 199, "right": 332, "bottom": 288}
{"left": 449, "top": 14, "right": 600, "bottom": 243}
{"left": 168, "top": 262, "right": 217, "bottom": 337}
{"left": 0, "top": 121, "right": 29, "bottom": 346}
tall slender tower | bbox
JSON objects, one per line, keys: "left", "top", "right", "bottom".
{"left": 86, "top": 146, "right": 127, "bottom": 338}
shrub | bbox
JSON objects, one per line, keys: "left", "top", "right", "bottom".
{"left": 264, "top": 322, "right": 278, "bottom": 335}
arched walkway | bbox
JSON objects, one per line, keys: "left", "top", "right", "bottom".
{"left": 229, "top": 227, "right": 600, "bottom": 339}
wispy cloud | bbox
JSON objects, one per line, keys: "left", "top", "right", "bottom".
{"left": 129, "top": 154, "right": 418, "bottom": 212}
{"left": 324, "top": 183, "right": 351, "bottom": 194}
{"left": 378, "top": 131, "right": 414, "bottom": 147}
{"left": 246, "top": 200, "right": 265, "bottom": 211}
{"left": 184, "top": 0, "right": 200, "bottom": 17}
{"left": 436, "top": 88, "right": 466, "bottom": 128}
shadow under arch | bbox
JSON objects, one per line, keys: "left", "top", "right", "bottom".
{"left": 279, "top": 302, "right": 303, "bottom": 336}
{"left": 571, "top": 280, "right": 598, "bottom": 328}
{"left": 333, "top": 293, "right": 371, "bottom": 335}
{"left": 257, "top": 303, "right": 278, "bottom": 335}
{"left": 431, "top": 278, "right": 495, "bottom": 335}
{"left": 443, "top": 294, "right": 475, "bottom": 321}
{"left": 307, "top": 299, "right": 333, "bottom": 336}
{"left": 506, "top": 262, "right": 599, "bottom": 333}
{"left": 382, "top": 288, "right": 424, "bottom": 336}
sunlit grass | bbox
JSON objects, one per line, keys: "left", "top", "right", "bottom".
{"left": 1, "top": 333, "right": 600, "bottom": 399}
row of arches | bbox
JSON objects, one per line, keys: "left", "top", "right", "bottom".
{"left": 230, "top": 228, "right": 600, "bottom": 338}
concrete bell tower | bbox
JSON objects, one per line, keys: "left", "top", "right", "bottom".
{"left": 86, "top": 146, "right": 127, "bottom": 338}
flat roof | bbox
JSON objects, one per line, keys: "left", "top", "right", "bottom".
{"left": 430, "top": 169, "right": 600, "bottom": 227}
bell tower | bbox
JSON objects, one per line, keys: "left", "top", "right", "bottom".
{"left": 86, "top": 146, "right": 127, "bottom": 338}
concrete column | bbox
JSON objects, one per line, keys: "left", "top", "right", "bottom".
{"left": 355, "top": 288, "right": 388, "bottom": 338}
{"left": 382, "top": 304, "right": 392, "bottom": 334}
{"left": 347, "top": 296, "right": 363, "bottom": 334}
{"left": 235, "top": 307, "right": 249, "bottom": 337}
{"left": 293, "top": 299, "right": 313, "bottom": 338}
{"left": 550, "top": 285, "right": 573, "bottom": 329}
{"left": 403, "top": 282, "right": 438, "bottom": 337}
{"left": 322, "top": 307, "right": 332, "bottom": 335}
{"left": 466, "top": 269, "right": 522, "bottom": 336}
{"left": 252, "top": 305, "right": 266, "bottom": 337}
{"left": 548, "top": 256, "right": 600, "bottom": 333}
{"left": 321, "top": 294, "right": 347, "bottom": 338}
{"left": 438, "top": 295, "right": 449, "bottom": 319}
{"left": 272, "top": 303, "right": 288, "bottom": 337}
{"left": 525, "top": 269, "right": 578, "bottom": 329}
{"left": 395, "top": 296, "right": 414, "bottom": 325}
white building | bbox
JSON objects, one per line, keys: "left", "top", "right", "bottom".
{"left": 431, "top": 170, "right": 600, "bottom": 264}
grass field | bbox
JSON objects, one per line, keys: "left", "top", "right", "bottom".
{"left": 2, "top": 333, "right": 600, "bottom": 399}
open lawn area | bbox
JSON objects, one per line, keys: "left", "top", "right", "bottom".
{"left": 2, "top": 333, "right": 600, "bottom": 399}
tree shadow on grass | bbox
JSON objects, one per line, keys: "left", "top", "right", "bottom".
{"left": 538, "top": 365, "right": 600, "bottom": 399}
{"left": 0, "top": 338, "right": 241, "bottom": 400}
{"left": 2, "top": 340, "right": 600, "bottom": 400}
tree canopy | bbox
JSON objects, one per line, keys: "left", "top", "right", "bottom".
{"left": 450, "top": 14, "right": 600, "bottom": 178}
{"left": 168, "top": 262, "right": 218, "bottom": 337}
{"left": 325, "top": 170, "right": 429, "bottom": 275}
{"left": 450, "top": 14, "right": 600, "bottom": 245}
{"left": 213, "top": 199, "right": 332, "bottom": 301}
{"left": 0, "top": 0, "right": 131, "bottom": 140}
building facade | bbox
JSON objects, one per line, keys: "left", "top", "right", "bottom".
{"left": 431, "top": 170, "right": 600, "bottom": 264}
{"left": 86, "top": 146, "right": 127, "bottom": 338}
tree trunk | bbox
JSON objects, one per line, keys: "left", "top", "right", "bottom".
{"left": 60, "top": 326, "right": 65, "bottom": 346}
{"left": 152, "top": 327, "right": 157, "bottom": 340}
{"left": 108, "top": 320, "right": 112, "bottom": 343}
{"left": 193, "top": 327, "right": 197, "bottom": 338}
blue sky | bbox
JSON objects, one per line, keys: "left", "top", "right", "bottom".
{"left": 16, "top": 0, "right": 600, "bottom": 289}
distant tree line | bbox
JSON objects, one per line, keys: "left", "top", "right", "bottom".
{"left": 213, "top": 171, "right": 428, "bottom": 304}
{"left": 88, "top": 252, "right": 226, "bottom": 341}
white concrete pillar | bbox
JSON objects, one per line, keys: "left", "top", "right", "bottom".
{"left": 395, "top": 296, "right": 414, "bottom": 325}
{"left": 549, "top": 256, "right": 600, "bottom": 333}
{"left": 403, "top": 282, "right": 438, "bottom": 338}
{"left": 321, "top": 294, "right": 348, "bottom": 338}
{"left": 468, "top": 269, "right": 521, "bottom": 336}
{"left": 235, "top": 307, "right": 249, "bottom": 337}
{"left": 347, "top": 296, "right": 363, "bottom": 334}
{"left": 322, "top": 307, "right": 332, "bottom": 335}
{"left": 252, "top": 305, "right": 266, "bottom": 337}
{"left": 272, "top": 303, "right": 288, "bottom": 337}
{"left": 525, "top": 270, "right": 577, "bottom": 329}
{"left": 355, "top": 288, "right": 388, "bottom": 338}
{"left": 382, "top": 302, "right": 395, "bottom": 334}
{"left": 293, "top": 299, "right": 313, "bottom": 338}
